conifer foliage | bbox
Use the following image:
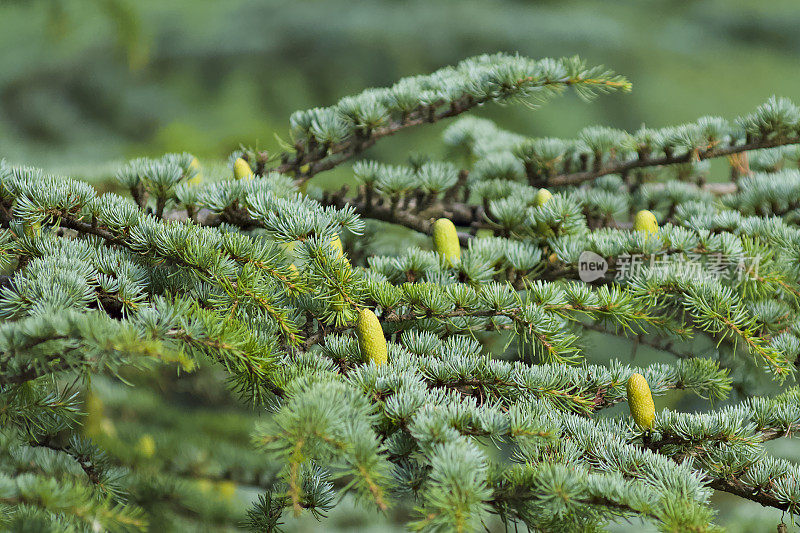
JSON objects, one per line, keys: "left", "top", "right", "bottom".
{"left": 2, "top": 53, "right": 800, "bottom": 531}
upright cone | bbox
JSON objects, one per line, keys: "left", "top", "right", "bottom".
{"left": 626, "top": 373, "right": 655, "bottom": 430}
{"left": 633, "top": 210, "right": 658, "bottom": 235}
{"left": 187, "top": 157, "right": 203, "bottom": 185}
{"left": 23, "top": 221, "right": 42, "bottom": 239}
{"left": 233, "top": 157, "right": 254, "bottom": 180}
{"left": 534, "top": 188, "right": 553, "bottom": 207}
{"left": 330, "top": 235, "right": 344, "bottom": 258}
{"left": 136, "top": 434, "right": 156, "bottom": 458}
{"left": 356, "top": 308, "right": 387, "bottom": 365}
{"left": 534, "top": 188, "right": 554, "bottom": 235}
{"left": 432, "top": 218, "right": 461, "bottom": 266}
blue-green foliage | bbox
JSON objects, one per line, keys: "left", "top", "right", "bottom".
{"left": 2, "top": 53, "right": 800, "bottom": 531}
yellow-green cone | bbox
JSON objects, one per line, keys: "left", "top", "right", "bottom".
{"left": 233, "top": 157, "right": 254, "bottom": 180}
{"left": 23, "top": 221, "right": 42, "bottom": 239}
{"left": 356, "top": 308, "right": 387, "bottom": 365}
{"left": 633, "top": 210, "right": 658, "bottom": 235}
{"left": 328, "top": 235, "right": 349, "bottom": 311}
{"left": 534, "top": 189, "right": 553, "bottom": 235}
{"left": 432, "top": 218, "right": 461, "bottom": 266}
{"left": 136, "top": 434, "right": 156, "bottom": 458}
{"left": 286, "top": 263, "right": 300, "bottom": 296}
{"left": 626, "top": 373, "right": 655, "bottom": 430}
{"left": 217, "top": 480, "right": 237, "bottom": 500}
{"left": 330, "top": 235, "right": 344, "bottom": 258}
{"left": 187, "top": 157, "right": 203, "bottom": 185}
{"left": 534, "top": 188, "right": 553, "bottom": 207}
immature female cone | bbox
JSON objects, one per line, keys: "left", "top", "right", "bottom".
{"left": 217, "top": 480, "right": 237, "bottom": 501}
{"left": 633, "top": 209, "right": 658, "bottom": 235}
{"left": 330, "top": 235, "right": 344, "bottom": 258}
{"left": 432, "top": 218, "right": 461, "bottom": 266}
{"left": 136, "top": 434, "right": 156, "bottom": 458}
{"left": 286, "top": 263, "right": 301, "bottom": 297}
{"left": 233, "top": 157, "right": 254, "bottom": 180}
{"left": 187, "top": 157, "right": 203, "bottom": 185}
{"left": 327, "top": 235, "right": 350, "bottom": 311}
{"left": 534, "top": 188, "right": 553, "bottom": 235}
{"left": 325, "top": 234, "right": 350, "bottom": 275}
{"left": 356, "top": 308, "right": 387, "bottom": 365}
{"left": 23, "top": 221, "right": 42, "bottom": 239}
{"left": 627, "top": 373, "right": 655, "bottom": 430}
{"left": 534, "top": 188, "right": 552, "bottom": 207}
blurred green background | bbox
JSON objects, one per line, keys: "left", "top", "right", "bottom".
{"left": 2, "top": 0, "right": 800, "bottom": 530}
{"left": 3, "top": 0, "right": 800, "bottom": 178}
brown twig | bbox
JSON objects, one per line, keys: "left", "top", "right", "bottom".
{"left": 272, "top": 76, "right": 629, "bottom": 183}
{"left": 548, "top": 136, "right": 800, "bottom": 187}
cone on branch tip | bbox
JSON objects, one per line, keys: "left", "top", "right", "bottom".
{"left": 627, "top": 373, "right": 655, "bottom": 430}
{"left": 330, "top": 235, "right": 344, "bottom": 258}
{"left": 432, "top": 218, "right": 461, "bottom": 266}
{"left": 533, "top": 188, "right": 554, "bottom": 236}
{"left": 233, "top": 157, "right": 254, "bottom": 180}
{"left": 187, "top": 157, "right": 203, "bottom": 185}
{"left": 633, "top": 210, "right": 658, "bottom": 235}
{"left": 356, "top": 308, "right": 387, "bottom": 366}
{"left": 286, "top": 263, "right": 301, "bottom": 296}
{"left": 217, "top": 481, "right": 237, "bottom": 501}
{"left": 23, "top": 221, "right": 42, "bottom": 239}
{"left": 136, "top": 434, "right": 156, "bottom": 458}
{"left": 534, "top": 188, "right": 553, "bottom": 207}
